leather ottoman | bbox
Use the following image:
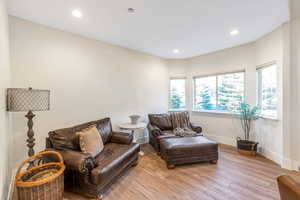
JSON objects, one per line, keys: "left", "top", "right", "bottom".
{"left": 159, "top": 136, "right": 219, "bottom": 169}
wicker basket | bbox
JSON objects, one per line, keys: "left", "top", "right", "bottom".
{"left": 16, "top": 151, "right": 65, "bottom": 200}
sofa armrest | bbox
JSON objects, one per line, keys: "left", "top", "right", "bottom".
{"left": 277, "top": 175, "right": 300, "bottom": 199}
{"left": 147, "top": 124, "right": 162, "bottom": 137}
{"left": 49, "top": 148, "right": 95, "bottom": 174}
{"left": 190, "top": 123, "right": 202, "bottom": 134}
{"left": 111, "top": 131, "right": 133, "bottom": 144}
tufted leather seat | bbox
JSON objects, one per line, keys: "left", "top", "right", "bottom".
{"left": 160, "top": 136, "right": 218, "bottom": 168}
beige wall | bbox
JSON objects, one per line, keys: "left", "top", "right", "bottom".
{"left": 9, "top": 17, "right": 169, "bottom": 167}
{"left": 0, "top": 0, "right": 11, "bottom": 198}
{"left": 167, "top": 26, "right": 286, "bottom": 166}
{"left": 254, "top": 27, "right": 284, "bottom": 165}
{"left": 288, "top": 0, "right": 300, "bottom": 170}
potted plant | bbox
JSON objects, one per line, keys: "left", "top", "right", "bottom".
{"left": 236, "top": 103, "right": 260, "bottom": 156}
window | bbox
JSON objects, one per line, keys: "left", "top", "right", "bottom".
{"left": 194, "top": 76, "right": 217, "bottom": 110}
{"left": 194, "top": 72, "right": 244, "bottom": 112}
{"left": 257, "top": 64, "right": 277, "bottom": 118}
{"left": 169, "top": 78, "right": 186, "bottom": 110}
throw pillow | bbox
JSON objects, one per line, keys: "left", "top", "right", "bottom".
{"left": 77, "top": 125, "right": 104, "bottom": 157}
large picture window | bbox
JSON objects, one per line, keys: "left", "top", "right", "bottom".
{"left": 169, "top": 78, "right": 186, "bottom": 110}
{"left": 194, "top": 72, "right": 244, "bottom": 112}
{"left": 257, "top": 64, "right": 277, "bottom": 118}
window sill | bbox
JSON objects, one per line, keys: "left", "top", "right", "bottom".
{"left": 192, "top": 110, "right": 237, "bottom": 116}
{"left": 192, "top": 111, "right": 279, "bottom": 121}
{"left": 168, "top": 109, "right": 188, "bottom": 112}
{"left": 259, "top": 115, "right": 279, "bottom": 121}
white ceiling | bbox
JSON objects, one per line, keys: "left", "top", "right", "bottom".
{"left": 8, "top": 0, "right": 289, "bottom": 59}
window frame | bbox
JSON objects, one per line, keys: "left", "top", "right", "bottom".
{"left": 256, "top": 62, "right": 278, "bottom": 119}
{"left": 169, "top": 77, "right": 187, "bottom": 111}
{"left": 193, "top": 70, "right": 245, "bottom": 113}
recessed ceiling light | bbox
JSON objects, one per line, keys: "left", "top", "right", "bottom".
{"left": 72, "top": 9, "right": 82, "bottom": 18}
{"left": 230, "top": 29, "right": 240, "bottom": 36}
{"left": 173, "top": 49, "right": 180, "bottom": 54}
{"left": 128, "top": 8, "right": 135, "bottom": 13}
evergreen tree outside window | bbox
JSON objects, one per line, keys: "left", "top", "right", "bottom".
{"left": 194, "top": 76, "right": 217, "bottom": 110}
{"left": 194, "top": 72, "right": 244, "bottom": 112}
{"left": 169, "top": 78, "right": 186, "bottom": 110}
{"left": 257, "top": 64, "right": 277, "bottom": 118}
{"left": 218, "top": 73, "right": 244, "bottom": 112}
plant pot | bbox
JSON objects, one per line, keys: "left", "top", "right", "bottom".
{"left": 237, "top": 140, "right": 258, "bottom": 156}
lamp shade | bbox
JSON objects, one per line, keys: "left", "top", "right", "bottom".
{"left": 7, "top": 88, "right": 50, "bottom": 112}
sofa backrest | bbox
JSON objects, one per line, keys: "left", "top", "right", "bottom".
{"left": 148, "top": 114, "right": 173, "bottom": 131}
{"left": 169, "top": 111, "right": 191, "bottom": 129}
{"left": 48, "top": 118, "right": 113, "bottom": 150}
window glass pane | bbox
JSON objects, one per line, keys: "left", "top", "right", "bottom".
{"left": 258, "top": 65, "right": 277, "bottom": 117}
{"left": 170, "top": 79, "right": 186, "bottom": 110}
{"left": 194, "top": 76, "right": 217, "bottom": 110}
{"left": 217, "top": 73, "right": 244, "bottom": 112}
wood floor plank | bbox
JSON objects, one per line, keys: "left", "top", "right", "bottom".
{"left": 14, "top": 144, "right": 299, "bottom": 200}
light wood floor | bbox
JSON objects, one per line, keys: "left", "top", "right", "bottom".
{"left": 15, "top": 144, "right": 300, "bottom": 200}
{"left": 64, "top": 144, "right": 300, "bottom": 200}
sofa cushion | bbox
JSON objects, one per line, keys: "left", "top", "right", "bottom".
{"left": 95, "top": 118, "right": 113, "bottom": 144}
{"left": 77, "top": 125, "right": 104, "bottom": 157}
{"left": 48, "top": 118, "right": 113, "bottom": 150}
{"left": 148, "top": 114, "right": 172, "bottom": 131}
{"left": 160, "top": 136, "right": 218, "bottom": 155}
{"left": 91, "top": 143, "right": 140, "bottom": 185}
{"left": 48, "top": 127, "right": 79, "bottom": 150}
{"left": 73, "top": 118, "right": 113, "bottom": 144}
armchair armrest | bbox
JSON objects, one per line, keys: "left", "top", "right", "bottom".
{"left": 277, "top": 175, "right": 300, "bottom": 199}
{"left": 147, "top": 124, "right": 162, "bottom": 137}
{"left": 51, "top": 148, "right": 95, "bottom": 174}
{"left": 111, "top": 131, "right": 133, "bottom": 144}
{"left": 190, "top": 123, "right": 203, "bottom": 134}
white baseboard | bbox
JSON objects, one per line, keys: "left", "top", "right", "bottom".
{"left": 7, "top": 168, "right": 17, "bottom": 200}
{"left": 282, "top": 158, "right": 292, "bottom": 170}
{"left": 205, "top": 133, "right": 236, "bottom": 146}
{"left": 205, "top": 133, "right": 290, "bottom": 169}
{"left": 260, "top": 148, "right": 283, "bottom": 166}
{"left": 291, "top": 160, "right": 300, "bottom": 171}
{"left": 281, "top": 158, "right": 300, "bottom": 171}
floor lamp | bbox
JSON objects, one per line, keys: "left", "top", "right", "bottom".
{"left": 7, "top": 88, "right": 50, "bottom": 159}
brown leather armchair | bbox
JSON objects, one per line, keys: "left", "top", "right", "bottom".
{"left": 46, "top": 118, "right": 140, "bottom": 199}
{"left": 277, "top": 175, "right": 300, "bottom": 200}
{"left": 148, "top": 113, "right": 202, "bottom": 152}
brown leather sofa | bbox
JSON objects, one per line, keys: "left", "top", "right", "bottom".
{"left": 148, "top": 113, "right": 203, "bottom": 152}
{"left": 46, "top": 118, "right": 140, "bottom": 199}
{"left": 277, "top": 175, "right": 300, "bottom": 200}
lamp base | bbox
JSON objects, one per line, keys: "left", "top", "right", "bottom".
{"left": 25, "top": 110, "right": 36, "bottom": 158}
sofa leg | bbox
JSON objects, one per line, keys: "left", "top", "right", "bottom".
{"left": 132, "top": 162, "right": 138, "bottom": 167}
{"left": 91, "top": 194, "right": 103, "bottom": 200}
{"left": 167, "top": 164, "right": 175, "bottom": 169}
{"left": 210, "top": 160, "right": 218, "bottom": 164}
